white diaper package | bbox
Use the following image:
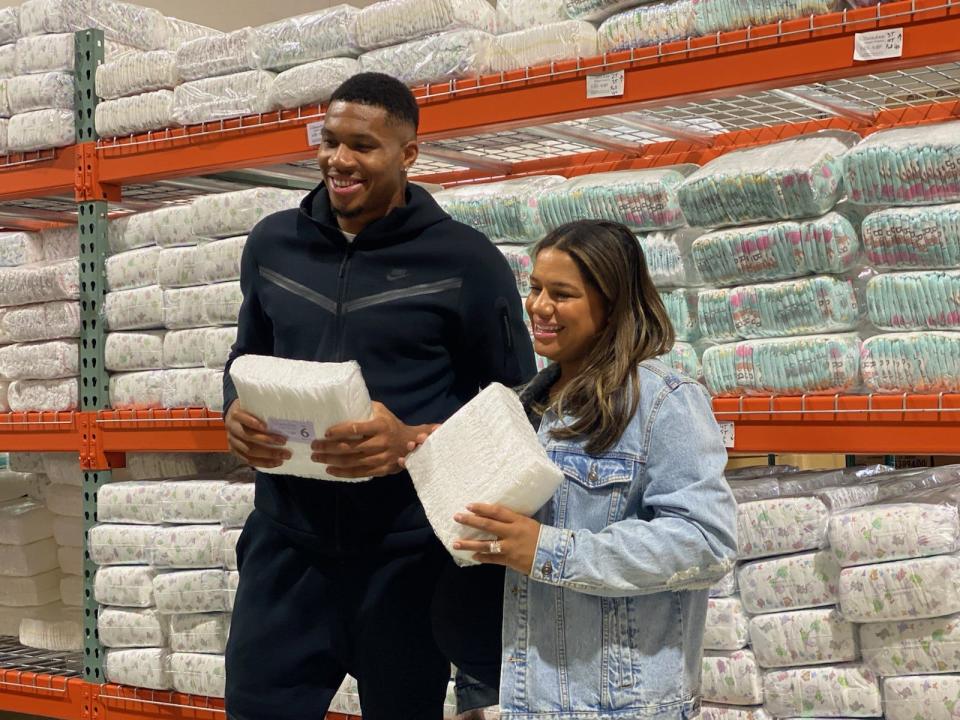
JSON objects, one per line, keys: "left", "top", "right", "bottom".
{"left": 196, "top": 236, "right": 245, "bottom": 284}
{"left": 406, "top": 382, "right": 563, "bottom": 565}
{"left": 153, "top": 569, "right": 227, "bottom": 614}
{"left": 93, "top": 565, "right": 157, "bottom": 608}
{"left": 105, "top": 285, "right": 164, "bottom": 331}
{"left": 269, "top": 57, "right": 360, "bottom": 110}
{"left": 162, "top": 329, "right": 209, "bottom": 368}
{"left": 53, "top": 515, "right": 83, "bottom": 547}
{"left": 41, "top": 453, "right": 82, "bottom": 488}
{"left": 108, "top": 370, "right": 164, "bottom": 409}
{"left": 160, "top": 480, "right": 228, "bottom": 524}
{"left": 203, "top": 327, "right": 237, "bottom": 370}
{"left": 6, "top": 72, "right": 74, "bottom": 115}
{"left": 0, "top": 301, "right": 81, "bottom": 344}
{"left": 172, "top": 71, "right": 276, "bottom": 127}
{"left": 175, "top": 28, "right": 257, "bottom": 82}
{"left": 0, "top": 260, "right": 79, "bottom": 307}
{"left": 7, "top": 108, "right": 74, "bottom": 152}
{"left": 839, "top": 553, "right": 960, "bottom": 622}
{"left": 762, "top": 663, "right": 882, "bottom": 718}
{"left": 105, "top": 648, "right": 172, "bottom": 690}
{"left": 191, "top": 188, "right": 304, "bottom": 239}
{"left": 95, "top": 89, "right": 177, "bottom": 138}
{"left": 8, "top": 378, "right": 78, "bottom": 412}
{"left": 161, "top": 368, "right": 221, "bottom": 409}
{"left": 0, "top": 569, "right": 61, "bottom": 606}
{"left": 125, "top": 453, "right": 240, "bottom": 481}
{"left": 168, "top": 612, "right": 230, "bottom": 654}
{"left": 105, "top": 331, "right": 165, "bottom": 372}
{"left": 251, "top": 6, "right": 361, "bottom": 70}
{"left": 860, "top": 614, "right": 960, "bottom": 676}
{"left": 88, "top": 524, "right": 157, "bottom": 565}
{"left": 701, "top": 649, "right": 764, "bottom": 705}
{"left": 149, "top": 525, "right": 223, "bottom": 569}
{"left": 96, "top": 49, "right": 179, "bottom": 100}
{"left": 169, "top": 652, "right": 226, "bottom": 698}
{"left": 704, "top": 596, "right": 749, "bottom": 651}
{"left": 229, "top": 356, "right": 373, "bottom": 481}
{"left": 216, "top": 482, "right": 254, "bottom": 528}
{"left": 0, "top": 340, "right": 78, "bottom": 381}
{"left": 98, "top": 606, "right": 168, "bottom": 648}
{"left": 222, "top": 528, "right": 241, "bottom": 571}
{"left": 56, "top": 545, "right": 81, "bottom": 575}
{"left": 748, "top": 607, "right": 858, "bottom": 669}
{"left": 97, "top": 481, "right": 164, "bottom": 524}
{"left": 43, "top": 483, "right": 81, "bottom": 517}
{"left": 356, "top": 0, "right": 495, "bottom": 49}
{"left": 157, "top": 246, "right": 203, "bottom": 289}
{"left": 738, "top": 550, "right": 841, "bottom": 615}
{"left": 18, "top": 603, "right": 81, "bottom": 651}
{"left": 0, "top": 232, "right": 43, "bottom": 267}
{"left": 700, "top": 705, "right": 771, "bottom": 720}
{"left": 0, "top": 498, "right": 56, "bottom": 545}
{"left": 0, "top": 537, "right": 58, "bottom": 577}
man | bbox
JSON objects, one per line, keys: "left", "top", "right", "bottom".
{"left": 222, "top": 72, "right": 535, "bottom": 719}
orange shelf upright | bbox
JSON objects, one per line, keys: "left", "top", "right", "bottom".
{"left": 714, "top": 394, "right": 960, "bottom": 454}
{"left": 0, "top": 672, "right": 88, "bottom": 720}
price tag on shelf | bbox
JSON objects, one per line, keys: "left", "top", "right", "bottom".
{"left": 306, "top": 121, "right": 325, "bottom": 147}
{"left": 586, "top": 70, "right": 625, "bottom": 99}
{"left": 718, "top": 421, "right": 735, "bottom": 449}
{"left": 853, "top": 28, "right": 904, "bottom": 61}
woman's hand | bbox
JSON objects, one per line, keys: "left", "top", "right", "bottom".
{"left": 453, "top": 504, "right": 541, "bottom": 576}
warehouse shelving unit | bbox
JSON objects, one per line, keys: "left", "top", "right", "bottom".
{"left": 0, "top": 1, "right": 959, "bottom": 715}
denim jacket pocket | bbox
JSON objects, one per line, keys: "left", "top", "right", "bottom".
{"left": 549, "top": 451, "right": 637, "bottom": 532}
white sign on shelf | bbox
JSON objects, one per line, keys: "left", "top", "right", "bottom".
{"left": 718, "top": 421, "right": 735, "bottom": 449}
{"left": 306, "top": 121, "right": 325, "bottom": 147}
{"left": 586, "top": 70, "right": 625, "bottom": 99}
{"left": 853, "top": 28, "right": 904, "bottom": 62}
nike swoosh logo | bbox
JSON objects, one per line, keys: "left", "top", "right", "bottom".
{"left": 386, "top": 269, "right": 408, "bottom": 281}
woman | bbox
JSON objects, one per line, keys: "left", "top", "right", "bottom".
{"left": 452, "top": 220, "right": 738, "bottom": 719}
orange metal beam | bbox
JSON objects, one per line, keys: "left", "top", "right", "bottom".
{"left": 0, "top": 148, "right": 78, "bottom": 203}
{"left": 92, "top": 409, "right": 227, "bottom": 468}
{"left": 713, "top": 394, "right": 960, "bottom": 454}
{"left": 0, "top": 673, "right": 87, "bottom": 720}
{"left": 0, "top": 412, "right": 82, "bottom": 453}
{"left": 97, "top": 685, "right": 225, "bottom": 720}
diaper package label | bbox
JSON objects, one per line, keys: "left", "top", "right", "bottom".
{"left": 267, "top": 418, "right": 316, "bottom": 444}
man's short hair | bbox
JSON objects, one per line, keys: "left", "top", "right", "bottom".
{"left": 329, "top": 72, "right": 420, "bottom": 131}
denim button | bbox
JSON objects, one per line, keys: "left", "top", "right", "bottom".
{"left": 541, "top": 561, "right": 553, "bottom": 577}
{"left": 588, "top": 465, "right": 598, "bottom": 482}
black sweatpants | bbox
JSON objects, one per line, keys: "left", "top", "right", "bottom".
{"left": 225, "top": 510, "right": 506, "bottom": 719}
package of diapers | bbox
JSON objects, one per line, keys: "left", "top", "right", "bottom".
{"left": 93, "top": 565, "right": 157, "bottom": 608}
{"left": 7, "top": 108, "right": 74, "bottom": 152}
{"left": 19, "top": 603, "right": 81, "bottom": 651}
{"left": 705, "top": 596, "right": 750, "bottom": 651}
{"left": 406, "top": 383, "right": 563, "bottom": 566}
{"left": 203, "top": 327, "right": 237, "bottom": 370}
{"left": 160, "top": 480, "right": 228, "bottom": 524}
{"left": 191, "top": 188, "right": 303, "bottom": 240}
{"left": 840, "top": 553, "right": 960, "bottom": 622}
{"left": 40, "top": 453, "right": 81, "bottom": 488}
{"left": 169, "top": 652, "right": 225, "bottom": 698}
{"left": 251, "top": 6, "right": 361, "bottom": 71}
{"left": 0, "top": 6, "right": 17, "bottom": 44}
{"left": 157, "top": 246, "right": 206, "bottom": 290}
{"left": 0, "top": 469, "right": 45, "bottom": 503}
{"left": 196, "top": 236, "right": 245, "bottom": 284}
{"left": 491, "top": 20, "right": 598, "bottom": 73}
{"left": 659, "top": 341, "right": 701, "bottom": 379}
{"left": 748, "top": 607, "right": 858, "bottom": 669}
{"left": 0, "top": 260, "right": 78, "bottom": 307}
{"left": 738, "top": 550, "right": 840, "bottom": 615}
{"left": 105, "top": 285, "right": 164, "bottom": 331}
{"left": 0, "top": 498, "right": 55, "bottom": 545}
{"left": 0, "top": 301, "right": 80, "bottom": 344}
{"left": 162, "top": 328, "right": 209, "bottom": 368}
{"left": 105, "top": 331, "right": 165, "bottom": 372}
{"left": 701, "top": 705, "right": 772, "bottom": 720}
{"left": 884, "top": 674, "right": 960, "bottom": 720}
{"left": 97, "top": 481, "right": 164, "bottom": 525}
{"left": 162, "top": 286, "right": 209, "bottom": 330}
{"left": 269, "top": 57, "right": 360, "bottom": 110}
{"left": 691, "top": 213, "right": 861, "bottom": 287}
{"left": 169, "top": 612, "right": 230, "bottom": 654}
{"left": 0, "top": 45, "right": 13, "bottom": 81}
{"left": 702, "top": 334, "right": 862, "bottom": 397}
{"left": 221, "top": 528, "right": 241, "bottom": 571}
{"left": 861, "top": 332, "right": 960, "bottom": 393}
{"left": 434, "top": 176, "right": 565, "bottom": 245}
{"left": 229, "top": 357, "right": 373, "bottom": 481}
{"left": 844, "top": 122, "right": 960, "bottom": 206}
{"left": 175, "top": 28, "right": 258, "bottom": 82}
{"left": 679, "top": 133, "right": 855, "bottom": 228}
{"left": 6, "top": 374, "right": 74, "bottom": 411}
{"left": 6, "top": 73, "right": 74, "bottom": 116}
{"left": 539, "top": 168, "right": 690, "bottom": 233}
{"left": 95, "top": 90, "right": 176, "bottom": 138}
{"left": 497, "top": 0, "right": 570, "bottom": 32}
{"left": 762, "top": 664, "right": 882, "bottom": 718}
{"left": 44, "top": 483, "right": 81, "bottom": 518}
{"left": 164, "top": 17, "right": 222, "bottom": 51}
{"left": 88, "top": 524, "right": 157, "bottom": 566}
{"left": 56, "top": 574, "right": 80, "bottom": 606}
{"left": 355, "top": 0, "right": 496, "bottom": 50}
{"left": 96, "top": 49, "right": 179, "bottom": 101}
{"left": 149, "top": 524, "right": 223, "bottom": 569}
{"left": 565, "top": 0, "right": 672, "bottom": 22}
{"left": 736, "top": 496, "right": 830, "bottom": 560}
{"left": 98, "top": 606, "right": 168, "bottom": 648}
{"left": 105, "top": 648, "right": 173, "bottom": 690}
{"left": 0, "top": 537, "right": 58, "bottom": 577}
{"left": 216, "top": 482, "right": 254, "bottom": 528}
{"left": 659, "top": 288, "right": 700, "bottom": 342}
{"left": 638, "top": 229, "right": 704, "bottom": 288}
{"left": 226, "top": 570, "right": 238, "bottom": 611}
{"left": 153, "top": 569, "right": 227, "bottom": 614}
{"left": 110, "top": 205, "right": 196, "bottom": 251}
{"left": 53, "top": 516, "right": 83, "bottom": 547}
{"left": 0, "top": 340, "right": 78, "bottom": 381}
{"left": 105, "top": 247, "right": 161, "bottom": 292}
{"left": 867, "top": 270, "right": 960, "bottom": 332}
{"left": 860, "top": 614, "right": 960, "bottom": 676}
{"left": 0, "top": 232, "right": 43, "bottom": 267}
{"left": 125, "top": 453, "right": 240, "bottom": 481}
{"left": 701, "top": 650, "right": 764, "bottom": 705}
{"left": 359, "top": 30, "right": 494, "bottom": 87}
{"left": 108, "top": 370, "right": 164, "bottom": 410}
{"left": 172, "top": 71, "right": 277, "bottom": 127}
{"left": 0, "top": 569, "right": 62, "bottom": 606}
{"left": 161, "top": 368, "right": 221, "bottom": 408}
{"left": 57, "top": 546, "right": 81, "bottom": 575}
{"left": 200, "top": 370, "right": 224, "bottom": 412}
{"left": 861, "top": 203, "right": 960, "bottom": 271}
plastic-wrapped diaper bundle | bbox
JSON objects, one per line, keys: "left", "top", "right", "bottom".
{"left": 109, "top": 205, "right": 196, "bottom": 251}
{"left": 44, "top": 482, "right": 80, "bottom": 519}
{"left": 98, "top": 606, "right": 168, "bottom": 648}
{"left": 0, "top": 340, "right": 78, "bottom": 380}
{"left": 660, "top": 288, "right": 699, "bottom": 341}
{"left": 251, "top": 6, "right": 361, "bottom": 71}
{"left": 0, "top": 7, "right": 18, "bottom": 44}
{"left": 157, "top": 247, "right": 203, "bottom": 289}
{"left": 860, "top": 614, "right": 960, "bottom": 676}
{"left": 0, "top": 45, "right": 14, "bottom": 80}
{"left": 840, "top": 552, "right": 960, "bottom": 622}
{"left": 861, "top": 331, "right": 960, "bottom": 393}
{"left": 492, "top": 21, "right": 598, "bottom": 73}
{"left": 0, "top": 498, "right": 61, "bottom": 609}
{"left": 705, "top": 596, "right": 750, "bottom": 651}
{"left": 658, "top": 341, "right": 701, "bottom": 378}
{"left": 736, "top": 495, "right": 830, "bottom": 560}
{"left": 170, "top": 652, "right": 225, "bottom": 698}
{"left": 359, "top": 30, "right": 494, "bottom": 87}
{"left": 217, "top": 482, "right": 254, "bottom": 528}
{"left": 150, "top": 525, "right": 223, "bottom": 569}
{"left": 196, "top": 237, "right": 245, "bottom": 284}
{"left": 108, "top": 214, "right": 155, "bottom": 254}
{"left": 18, "top": 603, "right": 82, "bottom": 651}
{"left": 0, "top": 537, "right": 56, "bottom": 577}
{"left": 539, "top": 168, "right": 690, "bottom": 233}
{"left": 105, "top": 285, "right": 164, "bottom": 331}
{"left": 161, "top": 368, "right": 221, "bottom": 408}
{"left": 845, "top": 121, "right": 960, "bottom": 206}
{"left": 226, "top": 571, "right": 238, "bottom": 611}
{"left": 0, "top": 260, "right": 79, "bottom": 307}
{"left": 702, "top": 334, "right": 861, "bottom": 396}
{"left": 160, "top": 481, "right": 227, "bottom": 525}
{"left": 697, "top": 276, "right": 859, "bottom": 343}
{"left": 164, "top": 18, "right": 222, "bottom": 52}
{"left": 197, "top": 282, "right": 242, "bottom": 327}
{"left": 13, "top": 33, "right": 133, "bottom": 76}
{"left": 679, "top": 133, "right": 855, "bottom": 228}
{"left": 701, "top": 705, "right": 771, "bottom": 719}
{"left": 884, "top": 674, "right": 960, "bottom": 720}
{"left": 125, "top": 453, "right": 240, "bottom": 482}
{"left": 88, "top": 524, "right": 157, "bottom": 565}
{"left": 867, "top": 270, "right": 960, "bottom": 331}
{"left": 738, "top": 550, "right": 840, "bottom": 615}
{"left": 496, "top": 0, "right": 570, "bottom": 32}
{"left": 105, "top": 648, "right": 172, "bottom": 690}
{"left": 564, "top": 0, "right": 649, "bottom": 22}
{"left": 0, "top": 232, "right": 43, "bottom": 267}
{"left": 169, "top": 613, "right": 230, "bottom": 653}
{"left": 96, "top": 50, "right": 179, "bottom": 101}
{"left": 434, "top": 176, "right": 565, "bottom": 244}
{"left": 7, "top": 109, "right": 74, "bottom": 152}
{"left": 222, "top": 528, "right": 241, "bottom": 571}
{"left": 94, "top": 566, "right": 157, "bottom": 608}
{"left": 191, "top": 188, "right": 303, "bottom": 240}
{"left": 748, "top": 607, "right": 858, "bottom": 668}
{"left": 172, "top": 71, "right": 277, "bottom": 126}
{"left": 8, "top": 378, "right": 78, "bottom": 411}
{"left": 637, "top": 229, "right": 704, "bottom": 287}
{"left": 162, "top": 329, "right": 209, "bottom": 368}
{"left": 0, "top": 119, "right": 8, "bottom": 154}
{"left": 701, "top": 650, "right": 764, "bottom": 705}
{"left": 6, "top": 73, "right": 73, "bottom": 115}
{"left": 175, "top": 28, "right": 258, "bottom": 82}
{"left": 153, "top": 569, "right": 227, "bottom": 614}
{"left": 109, "top": 370, "right": 164, "bottom": 409}
{"left": 269, "top": 57, "right": 360, "bottom": 110}
{"left": 40, "top": 226, "right": 78, "bottom": 262}
{"left": 98, "top": 481, "right": 164, "bottom": 525}
{"left": 355, "top": 0, "right": 496, "bottom": 50}
{"left": 0, "top": 302, "right": 81, "bottom": 344}
{"left": 106, "top": 247, "right": 161, "bottom": 292}
{"left": 861, "top": 203, "right": 960, "bottom": 270}
{"left": 95, "top": 90, "right": 177, "bottom": 138}
{"left": 762, "top": 664, "right": 882, "bottom": 718}
{"left": 406, "top": 383, "right": 564, "bottom": 565}
{"left": 230, "top": 357, "right": 373, "bottom": 481}
{"left": 203, "top": 327, "right": 237, "bottom": 370}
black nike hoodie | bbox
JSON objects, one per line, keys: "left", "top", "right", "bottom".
{"left": 223, "top": 182, "right": 536, "bottom": 553}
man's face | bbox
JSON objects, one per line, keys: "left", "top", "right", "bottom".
{"left": 317, "top": 100, "right": 419, "bottom": 232}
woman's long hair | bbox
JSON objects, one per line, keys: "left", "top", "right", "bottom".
{"left": 534, "top": 220, "right": 675, "bottom": 454}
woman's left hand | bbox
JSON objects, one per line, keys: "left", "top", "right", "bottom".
{"left": 453, "top": 504, "right": 541, "bottom": 576}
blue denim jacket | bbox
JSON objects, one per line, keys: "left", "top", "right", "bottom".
{"left": 500, "top": 360, "right": 738, "bottom": 719}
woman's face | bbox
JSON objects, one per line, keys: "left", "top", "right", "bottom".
{"left": 526, "top": 248, "right": 607, "bottom": 370}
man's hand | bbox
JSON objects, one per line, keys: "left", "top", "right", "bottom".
{"left": 311, "top": 402, "right": 432, "bottom": 479}
{"left": 225, "top": 403, "right": 290, "bottom": 469}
